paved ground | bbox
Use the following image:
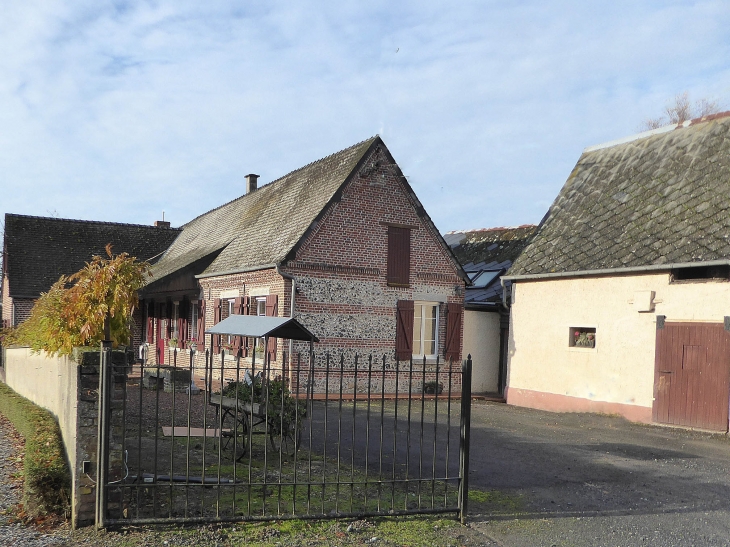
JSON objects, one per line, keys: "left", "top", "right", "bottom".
{"left": 465, "top": 401, "right": 730, "bottom": 546}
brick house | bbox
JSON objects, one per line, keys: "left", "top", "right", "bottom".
{"left": 140, "top": 136, "right": 467, "bottom": 392}
{"left": 1, "top": 214, "right": 180, "bottom": 338}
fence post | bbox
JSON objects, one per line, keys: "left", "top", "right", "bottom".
{"left": 95, "top": 340, "right": 113, "bottom": 529}
{"left": 458, "top": 354, "right": 472, "bottom": 524}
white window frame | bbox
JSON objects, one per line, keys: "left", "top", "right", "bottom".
{"left": 412, "top": 301, "right": 439, "bottom": 359}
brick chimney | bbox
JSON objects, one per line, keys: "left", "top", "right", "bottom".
{"left": 154, "top": 220, "right": 171, "bottom": 228}
{"left": 245, "top": 173, "right": 259, "bottom": 194}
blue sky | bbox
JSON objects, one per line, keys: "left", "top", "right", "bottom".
{"left": 1, "top": 1, "right": 729, "bottom": 235}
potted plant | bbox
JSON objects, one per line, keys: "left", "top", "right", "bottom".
{"left": 168, "top": 337, "right": 178, "bottom": 348}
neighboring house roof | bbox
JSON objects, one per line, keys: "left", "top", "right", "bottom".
{"left": 509, "top": 111, "right": 730, "bottom": 278}
{"left": 151, "top": 136, "right": 466, "bottom": 283}
{"left": 3, "top": 214, "right": 181, "bottom": 298}
{"left": 446, "top": 225, "right": 536, "bottom": 306}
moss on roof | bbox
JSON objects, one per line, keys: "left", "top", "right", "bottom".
{"left": 510, "top": 113, "right": 730, "bottom": 276}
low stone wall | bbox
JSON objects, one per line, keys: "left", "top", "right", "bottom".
{"left": 2, "top": 347, "right": 100, "bottom": 528}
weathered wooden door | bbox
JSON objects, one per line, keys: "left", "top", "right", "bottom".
{"left": 653, "top": 321, "right": 730, "bottom": 431}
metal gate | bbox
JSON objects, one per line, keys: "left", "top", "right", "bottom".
{"left": 95, "top": 347, "right": 472, "bottom": 527}
{"left": 653, "top": 320, "right": 730, "bottom": 431}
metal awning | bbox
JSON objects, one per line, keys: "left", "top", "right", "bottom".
{"left": 205, "top": 315, "right": 319, "bottom": 342}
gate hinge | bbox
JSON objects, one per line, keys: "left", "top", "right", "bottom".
{"left": 656, "top": 315, "right": 666, "bottom": 330}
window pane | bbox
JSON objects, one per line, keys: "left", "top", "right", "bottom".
{"left": 424, "top": 305, "right": 436, "bottom": 355}
{"left": 413, "top": 306, "right": 423, "bottom": 355}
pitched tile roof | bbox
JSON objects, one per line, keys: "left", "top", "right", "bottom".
{"left": 509, "top": 112, "right": 730, "bottom": 277}
{"left": 3, "top": 214, "right": 181, "bottom": 298}
{"left": 446, "top": 225, "right": 536, "bottom": 305}
{"left": 150, "top": 137, "right": 379, "bottom": 281}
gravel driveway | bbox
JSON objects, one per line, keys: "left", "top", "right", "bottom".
{"left": 466, "top": 401, "right": 730, "bottom": 546}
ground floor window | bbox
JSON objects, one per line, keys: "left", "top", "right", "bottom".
{"left": 413, "top": 302, "right": 439, "bottom": 358}
{"left": 570, "top": 327, "right": 596, "bottom": 348}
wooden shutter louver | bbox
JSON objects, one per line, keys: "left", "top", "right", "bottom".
{"left": 213, "top": 298, "right": 222, "bottom": 354}
{"left": 196, "top": 299, "right": 206, "bottom": 351}
{"left": 395, "top": 300, "right": 414, "bottom": 360}
{"left": 445, "top": 303, "right": 462, "bottom": 362}
{"left": 265, "top": 294, "right": 278, "bottom": 359}
{"left": 387, "top": 226, "right": 411, "bottom": 286}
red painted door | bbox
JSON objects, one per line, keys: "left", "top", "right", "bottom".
{"left": 653, "top": 322, "right": 730, "bottom": 431}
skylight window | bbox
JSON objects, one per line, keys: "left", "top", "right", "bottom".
{"left": 466, "top": 270, "right": 502, "bottom": 289}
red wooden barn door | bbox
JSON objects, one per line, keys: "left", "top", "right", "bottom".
{"left": 653, "top": 321, "right": 730, "bottom": 431}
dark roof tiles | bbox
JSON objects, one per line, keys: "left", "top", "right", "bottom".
{"left": 151, "top": 137, "right": 378, "bottom": 281}
{"left": 511, "top": 113, "right": 730, "bottom": 276}
{"left": 4, "top": 214, "right": 181, "bottom": 298}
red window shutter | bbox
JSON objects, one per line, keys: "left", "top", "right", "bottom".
{"left": 197, "top": 299, "right": 206, "bottom": 350}
{"left": 178, "top": 299, "right": 188, "bottom": 348}
{"left": 213, "top": 298, "right": 222, "bottom": 354}
{"left": 395, "top": 300, "right": 414, "bottom": 360}
{"left": 233, "top": 297, "right": 243, "bottom": 352}
{"left": 387, "top": 226, "right": 411, "bottom": 286}
{"left": 242, "top": 296, "right": 250, "bottom": 356}
{"left": 265, "top": 294, "right": 278, "bottom": 359}
{"left": 445, "top": 303, "right": 463, "bottom": 362}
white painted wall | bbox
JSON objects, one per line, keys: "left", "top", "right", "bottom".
{"left": 508, "top": 272, "right": 730, "bottom": 414}
{"left": 4, "top": 348, "right": 79, "bottom": 473}
{"left": 463, "top": 309, "right": 501, "bottom": 393}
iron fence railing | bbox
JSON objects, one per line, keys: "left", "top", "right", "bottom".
{"left": 97, "top": 346, "right": 472, "bottom": 526}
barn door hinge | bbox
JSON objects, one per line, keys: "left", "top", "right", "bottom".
{"left": 724, "top": 316, "right": 730, "bottom": 331}
{"left": 656, "top": 315, "right": 666, "bottom": 330}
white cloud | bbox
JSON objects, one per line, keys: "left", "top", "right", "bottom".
{"left": 1, "top": 1, "right": 729, "bottom": 232}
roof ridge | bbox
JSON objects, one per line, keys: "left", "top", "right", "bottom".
{"left": 446, "top": 224, "right": 537, "bottom": 235}
{"left": 585, "top": 110, "right": 730, "bottom": 153}
{"left": 181, "top": 135, "right": 379, "bottom": 229}
{"left": 5, "top": 213, "right": 182, "bottom": 231}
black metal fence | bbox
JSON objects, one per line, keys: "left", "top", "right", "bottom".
{"left": 96, "top": 346, "right": 472, "bottom": 527}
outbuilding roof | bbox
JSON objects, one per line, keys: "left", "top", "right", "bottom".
{"left": 446, "top": 225, "right": 536, "bottom": 306}
{"left": 3, "top": 214, "right": 181, "bottom": 298}
{"left": 509, "top": 112, "right": 730, "bottom": 278}
{"left": 150, "top": 137, "right": 379, "bottom": 282}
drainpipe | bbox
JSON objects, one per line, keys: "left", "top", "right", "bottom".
{"left": 275, "top": 264, "right": 296, "bottom": 363}
{"left": 501, "top": 278, "right": 508, "bottom": 309}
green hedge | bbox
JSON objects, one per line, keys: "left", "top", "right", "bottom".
{"left": 0, "top": 382, "right": 71, "bottom": 517}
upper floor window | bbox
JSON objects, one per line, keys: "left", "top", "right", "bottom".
{"left": 387, "top": 226, "right": 411, "bottom": 286}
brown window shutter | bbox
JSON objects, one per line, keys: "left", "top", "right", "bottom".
{"left": 445, "top": 303, "right": 462, "bottom": 362}
{"left": 265, "top": 294, "right": 278, "bottom": 359}
{"left": 213, "top": 298, "right": 222, "bottom": 354}
{"left": 197, "top": 299, "right": 206, "bottom": 350}
{"left": 387, "top": 226, "right": 411, "bottom": 286}
{"left": 395, "top": 300, "right": 414, "bottom": 360}
{"left": 233, "top": 297, "right": 243, "bottom": 352}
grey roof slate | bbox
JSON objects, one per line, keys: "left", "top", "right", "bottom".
{"left": 151, "top": 137, "right": 379, "bottom": 282}
{"left": 3, "top": 214, "right": 181, "bottom": 298}
{"left": 510, "top": 112, "right": 730, "bottom": 277}
{"left": 446, "top": 226, "right": 536, "bottom": 305}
